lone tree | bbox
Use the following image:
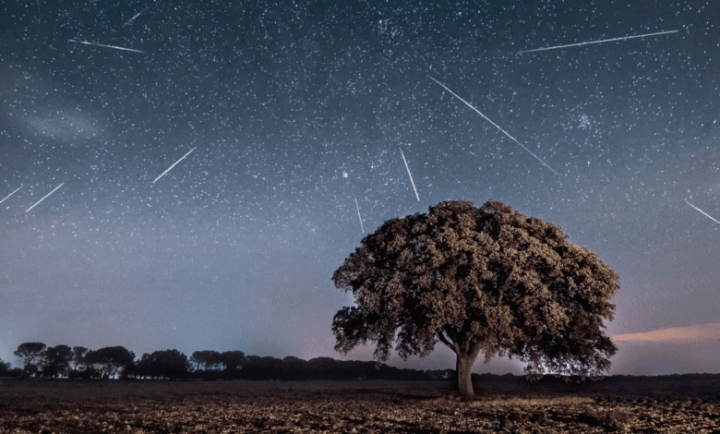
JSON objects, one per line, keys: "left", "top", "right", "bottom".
{"left": 332, "top": 200, "right": 619, "bottom": 400}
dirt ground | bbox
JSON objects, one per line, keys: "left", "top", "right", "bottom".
{"left": 1, "top": 376, "right": 719, "bottom": 433}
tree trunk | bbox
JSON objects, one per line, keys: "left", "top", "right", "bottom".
{"left": 455, "top": 344, "right": 482, "bottom": 400}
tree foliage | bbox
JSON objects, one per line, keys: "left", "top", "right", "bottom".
{"left": 14, "top": 342, "right": 46, "bottom": 367}
{"left": 332, "top": 200, "right": 619, "bottom": 398}
{"left": 219, "top": 351, "right": 245, "bottom": 378}
{"left": 136, "top": 349, "right": 191, "bottom": 379}
{"left": 191, "top": 350, "right": 223, "bottom": 370}
{"left": 85, "top": 346, "right": 135, "bottom": 379}
{"left": 242, "top": 355, "right": 282, "bottom": 380}
{"left": 44, "top": 345, "right": 73, "bottom": 378}
{"left": 71, "top": 346, "right": 89, "bottom": 371}
{"left": 23, "top": 363, "right": 39, "bottom": 377}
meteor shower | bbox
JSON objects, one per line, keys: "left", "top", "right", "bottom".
{"left": 1, "top": 1, "right": 719, "bottom": 432}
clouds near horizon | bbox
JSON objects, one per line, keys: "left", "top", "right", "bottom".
{"left": 613, "top": 323, "right": 720, "bottom": 344}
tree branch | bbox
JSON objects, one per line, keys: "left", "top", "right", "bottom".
{"left": 435, "top": 331, "right": 454, "bottom": 351}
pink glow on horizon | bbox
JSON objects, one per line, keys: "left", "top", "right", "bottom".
{"left": 612, "top": 323, "right": 720, "bottom": 343}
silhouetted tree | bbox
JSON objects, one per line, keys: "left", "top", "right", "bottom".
{"left": 85, "top": 346, "right": 135, "bottom": 379}
{"left": 23, "top": 363, "right": 39, "bottom": 378}
{"left": 308, "top": 357, "right": 338, "bottom": 379}
{"left": 259, "top": 356, "right": 282, "bottom": 379}
{"left": 71, "top": 346, "right": 89, "bottom": 371}
{"left": 219, "top": 351, "right": 245, "bottom": 378}
{"left": 282, "top": 356, "right": 308, "bottom": 380}
{"left": 44, "top": 345, "right": 73, "bottom": 378}
{"left": 240, "top": 355, "right": 283, "bottom": 380}
{"left": 14, "top": 342, "right": 46, "bottom": 368}
{"left": 191, "top": 350, "right": 223, "bottom": 370}
{"left": 0, "top": 359, "right": 11, "bottom": 376}
{"left": 136, "top": 349, "right": 191, "bottom": 379}
{"left": 332, "top": 200, "right": 619, "bottom": 400}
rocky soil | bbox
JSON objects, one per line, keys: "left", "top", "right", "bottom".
{"left": 1, "top": 377, "right": 719, "bottom": 433}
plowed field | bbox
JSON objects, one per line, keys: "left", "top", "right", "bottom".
{"left": 1, "top": 377, "right": 719, "bottom": 433}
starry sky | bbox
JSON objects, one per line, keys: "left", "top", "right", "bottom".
{"left": 1, "top": 0, "right": 719, "bottom": 375}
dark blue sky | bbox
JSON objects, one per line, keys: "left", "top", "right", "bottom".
{"left": 1, "top": 0, "right": 719, "bottom": 374}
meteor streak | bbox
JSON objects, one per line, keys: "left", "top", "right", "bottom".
{"left": 518, "top": 30, "right": 678, "bottom": 55}
{"left": 428, "top": 76, "right": 558, "bottom": 175}
{"left": 0, "top": 185, "right": 23, "bottom": 205}
{"left": 69, "top": 39, "right": 145, "bottom": 53}
{"left": 26, "top": 183, "right": 64, "bottom": 213}
{"left": 399, "top": 148, "right": 420, "bottom": 202}
{"left": 153, "top": 148, "right": 197, "bottom": 184}
{"left": 685, "top": 199, "right": 720, "bottom": 226}
{"left": 355, "top": 198, "right": 365, "bottom": 233}
{"left": 123, "top": 7, "right": 148, "bottom": 26}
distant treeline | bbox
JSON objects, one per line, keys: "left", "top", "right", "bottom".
{"left": 1, "top": 342, "right": 461, "bottom": 381}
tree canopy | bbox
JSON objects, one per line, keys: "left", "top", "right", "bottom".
{"left": 136, "top": 349, "right": 191, "bottom": 379}
{"left": 85, "top": 346, "right": 135, "bottom": 379}
{"left": 14, "top": 342, "right": 46, "bottom": 367}
{"left": 44, "top": 345, "right": 73, "bottom": 378}
{"left": 191, "top": 350, "right": 223, "bottom": 371}
{"left": 219, "top": 350, "right": 245, "bottom": 378}
{"left": 71, "top": 346, "right": 89, "bottom": 371}
{"left": 0, "top": 359, "right": 10, "bottom": 374}
{"left": 332, "top": 200, "right": 619, "bottom": 399}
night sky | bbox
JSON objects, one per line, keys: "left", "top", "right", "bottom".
{"left": 1, "top": 0, "right": 719, "bottom": 375}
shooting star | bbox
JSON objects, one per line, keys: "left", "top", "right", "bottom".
{"left": 0, "top": 185, "right": 23, "bottom": 205}
{"left": 123, "top": 7, "right": 148, "bottom": 26}
{"left": 428, "top": 76, "right": 558, "bottom": 175}
{"left": 518, "top": 30, "right": 678, "bottom": 55}
{"left": 685, "top": 199, "right": 720, "bottom": 226}
{"left": 26, "top": 183, "right": 64, "bottom": 213}
{"left": 68, "top": 39, "right": 145, "bottom": 54}
{"left": 355, "top": 198, "right": 365, "bottom": 233}
{"left": 153, "top": 148, "right": 197, "bottom": 184}
{"left": 399, "top": 148, "right": 420, "bottom": 202}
